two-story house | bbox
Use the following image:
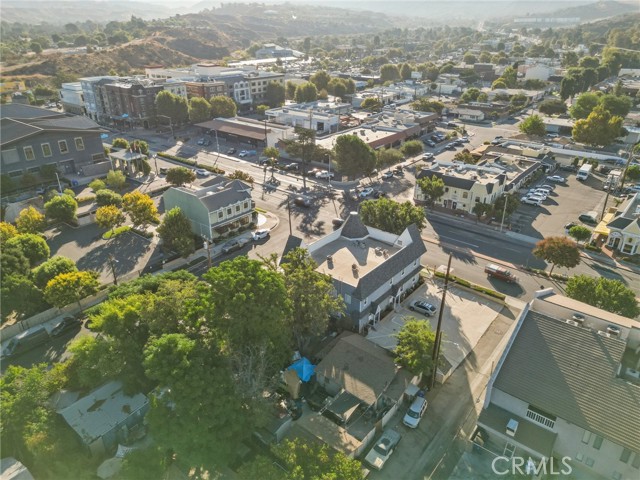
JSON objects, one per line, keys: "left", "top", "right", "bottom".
{"left": 161, "top": 176, "right": 254, "bottom": 241}
{"left": 1, "top": 104, "right": 106, "bottom": 183}
{"left": 302, "top": 212, "right": 426, "bottom": 332}
{"left": 606, "top": 193, "right": 640, "bottom": 256}
{"left": 476, "top": 290, "right": 640, "bottom": 479}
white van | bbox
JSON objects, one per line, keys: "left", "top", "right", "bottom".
{"left": 403, "top": 396, "right": 428, "bottom": 428}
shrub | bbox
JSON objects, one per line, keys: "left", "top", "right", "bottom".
{"left": 76, "top": 195, "right": 96, "bottom": 204}
{"left": 95, "top": 189, "right": 123, "bottom": 207}
{"left": 156, "top": 152, "right": 225, "bottom": 174}
{"left": 102, "top": 225, "right": 131, "bottom": 239}
{"left": 89, "top": 179, "right": 106, "bottom": 192}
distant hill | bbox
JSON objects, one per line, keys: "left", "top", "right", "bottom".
{"left": 543, "top": 0, "right": 639, "bottom": 22}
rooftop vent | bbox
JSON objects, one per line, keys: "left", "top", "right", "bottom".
{"left": 598, "top": 331, "right": 612, "bottom": 339}
{"left": 607, "top": 325, "right": 621, "bottom": 337}
{"left": 571, "top": 313, "right": 585, "bottom": 324}
{"left": 506, "top": 419, "right": 518, "bottom": 437}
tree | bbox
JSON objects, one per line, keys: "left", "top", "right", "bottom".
{"left": 572, "top": 105, "right": 624, "bottom": 147}
{"left": 95, "top": 205, "right": 125, "bottom": 234}
{"left": 334, "top": 134, "right": 377, "bottom": 178}
{"left": 0, "top": 243, "right": 30, "bottom": 280}
{"left": 262, "top": 146, "right": 280, "bottom": 161}
{"left": 0, "top": 222, "right": 18, "bottom": 243}
{"left": 228, "top": 170, "right": 255, "bottom": 184}
{"left": 359, "top": 198, "right": 426, "bottom": 234}
{"left": 400, "top": 140, "right": 423, "bottom": 157}
{"left": 461, "top": 87, "right": 482, "bottom": 102}
{"left": 188, "top": 97, "right": 211, "bottom": 123}
{"left": 15, "top": 206, "right": 46, "bottom": 234}
{"left": 157, "top": 207, "right": 194, "bottom": 257}
{"left": 380, "top": 63, "right": 400, "bottom": 82}
{"left": 89, "top": 178, "right": 106, "bottom": 192}
{"left": 377, "top": 148, "right": 403, "bottom": 170}
{"left": 568, "top": 225, "right": 592, "bottom": 245}
{"left": 277, "top": 248, "right": 344, "bottom": 353}
{"left": 44, "top": 271, "right": 99, "bottom": 307}
{"left": 519, "top": 114, "right": 546, "bottom": 136}
{"left": 284, "top": 126, "right": 317, "bottom": 189}
{"left": 562, "top": 51, "right": 579, "bottom": 68}
{"left": 491, "top": 79, "right": 507, "bottom": 90}
{"left": 111, "top": 137, "right": 130, "bottom": 150}
{"left": 400, "top": 63, "right": 413, "bottom": 80}
{"left": 122, "top": 191, "right": 159, "bottom": 229}
{"left": 6, "top": 234, "right": 50, "bottom": 267}
{"left": 209, "top": 95, "right": 237, "bottom": 118}
{"left": 565, "top": 275, "right": 640, "bottom": 319}
{"left": 599, "top": 94, "right": 633, "bottom": 118}
{"left": 327, "top": 78, "right": 347, "bottom": 101}
{"left": 264, "top": 81, "right": 285, "bottom": 107}
{"left": 417, "top": 175, "right": 445, "bottom": 206}
{"left": 1, "top": 275, "right": 48, "bottom": 320}
{"left": 30, "top": 42, "right": 43, "bottom": 54}
{"left": 463, "top": 53, "right": 477, "bottom": 64}
{"left": 412, "top": 98, "right": 445, "bottom": 114}
{"left": 32, "top": 256, "right": 78, "bottom": 289}
{"left": 361, "top": 97, "right": 383, "bottom": 112}
{"left": 626, "top": 164, "right": 640, "bottom": 182}
{"left": 156, "top": 91, "right": 189, "bottom": 125}
{"left": 538, "top": 99, "right": 567, "bottom": 115}
{"left": 294, "top": 82, "right": 318, "bottom": 103}
{"left": 510, "top": 93, "right": 528, "bottom": 109}
{"left": 532, "top": 236, "right": 581, "bottom": 275}
{"left": 560, "top": 75, "right": 578, "bottom": 100}
{"left": 165, "top": 167, "right": 195, "bottom": 187}
{"left": 453, "top": 150, "right": 475, "bottom": 164}
{"left": 44, "top": 194, "right": 77, "bottom": 223}
{"left": 472, "top": 202, "right": 489, "bottom": 221}
{"left": 119, "top": 446, "right": 168, "bottom": 480}
{"left": 492, "top": 194, "right": 520, "bottom": 220}
{"left": 395, "top": 320, "right": 437, "bottom": 376}
{"left": 286, "top": 80, "right": 298, "bottom": 100}
{"left": 95, "top": 189, "right": 123, "bottom": 207}
{"left": 106, "top": 169, "right": 126, "bottom": 190}
{"left": 570, "top": 92, "right": 600, "bottom": 119}
{"left": 310, "top": 70, "right": 331, "bottom": 91}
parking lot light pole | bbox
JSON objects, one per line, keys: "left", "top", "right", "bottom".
{"left": 108, "top": 254, "right": 119, "bottom": 285}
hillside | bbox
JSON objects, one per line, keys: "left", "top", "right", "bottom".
{"left": 543, "top": 0, "right": 639, "bottom": 21}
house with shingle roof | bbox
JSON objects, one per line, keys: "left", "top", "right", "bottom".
{"left": 606, "top": 192, "right": 640, "bottom": 255}
{"left": 0, "top": 104, "right": 106, "bottom": 182}
{"left": 476, "top": 292, "right": 640, "bottom": 479}
{"left": 162, "top": 176, "right": 255, "bottom": 241}
{"left": 300, "top": 211, "right": 426, "bottom": 332}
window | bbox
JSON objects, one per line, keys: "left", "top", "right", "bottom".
{"left": 235, "top": 205, "right": 240, "bottom": 213}
{"left": 592, "top": 435, "right": 603, "bottom": 450}
{"left": 585, "top": 457, "right": 594, "bottom": 468}
{"left": 462, "top": 192, "right": 468, "bottom": 199}
{"left": 445, "top": 187, "right": 449, "bottom": 192}
{"left": 74, "top": 137, "right": 84, "bottom": 151}
{"left": 58, "top": 140, "right": 69, "bottom": 154}
{"left": 227, "top": 208, "right": 232, "bottom": 215}
{"left": 344, "top": 294, "right": 351, "bottom": 304}
{"left": 218, "top": 212, "right": 224, "bottom": 219}
{"left": 41, "top": 143, "right": 52, "bottom": 157}
{"left": 92, "top": 153, "right": 104, "bottom": 162}
{"left": 582, "top": 431, "right": 592, "bottom": 444}
{"left": 9, "top": 170, "right": 23, "bottom": 177}
{"left": 23, "top": 146, "right": 35, "bottom": 161}
{"left": 575, "top": 453, "right": 584, "bottom": 462}
{"left": 27, "top": 166, "right": 40, "bottom": 174}
{"left": 620, "top": 448, "right": 631, "bottom": 463}
{"left": 632, "top": 453, "right": 640, "bottom": 469}
{"left": 243, "top": 201, "right": 249, "bottom": 209}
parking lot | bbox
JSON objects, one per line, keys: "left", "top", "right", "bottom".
{"left": 511, "top": 170, "right": 609, "bottom": 241}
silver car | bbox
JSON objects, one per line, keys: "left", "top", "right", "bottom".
{"left": 409, "top": 300, "right": 437, "bottom": 316}
{"left": 364, "top": 429, "right": 401, "bottom": 470}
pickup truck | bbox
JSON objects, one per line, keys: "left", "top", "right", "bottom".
{"left": 484, "top": 264, "right": 518, "bottom": 283}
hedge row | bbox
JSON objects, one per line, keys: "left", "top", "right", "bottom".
{"left": 156, "top": 152, "right": 225, "bottom": 175}
{"left": 433, "top": 271, "right": 506, "bottom": 300}
{"left": 76, "top": 195, "right": 96, "bottom": 204}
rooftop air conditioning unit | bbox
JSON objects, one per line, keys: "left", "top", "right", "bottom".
{"left": 572, "top": 313, "right": 585, "bottom": 324}
{"left": 565, "top": 319, "right": 580, "bottom": 327}
{"left": 506, "top": 419, "right": 518, "bottom": 437}
{"left": 607, "top": 325, "right": 621, "bottom": 337}
{"left": 598, "top": 331, "right": 612, "bottom": 339}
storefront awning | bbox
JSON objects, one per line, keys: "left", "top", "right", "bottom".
{"left": 594, "top": 212, "right": 615, "bottom": 236}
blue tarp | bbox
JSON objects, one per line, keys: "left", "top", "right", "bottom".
{"left": 288, "top": 357, "right": 315, "bottom": 382}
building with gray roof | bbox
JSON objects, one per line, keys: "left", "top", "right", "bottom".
{"left": 606, "top": 192, "right": 640, "bottom": 255}
{"left": 162, "top": 176, "right": 254, "bottom": 241}
{"left": 300, "top": 212, "right": 427, "bottom": 332}
{"left": 476, "top": 291, "right": 640, "bottom": 479}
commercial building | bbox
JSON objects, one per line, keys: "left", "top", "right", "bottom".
{"left": 266, "top": 100, "right": 352, "bottom": 134}
{"left": 58, "top": 82, "right": 85, "bottom": 116}
{"left": 606, "top": 193, "right": 640, "bottom": 255}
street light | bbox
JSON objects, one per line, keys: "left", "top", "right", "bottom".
{"left": 108, "top": 254, "right": 119, "bottom": 285}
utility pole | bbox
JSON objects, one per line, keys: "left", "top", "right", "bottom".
{"left": 499, "top": 193, "right": 510, "bottom": 233}
{"left": 287, "top": 196, "right": 293, "bottom": 236}
{"left": 206, "top": 240, "right": 212, "bottom": 268}
{"left": 108, "top": 254, "right": 118, "bottom": 285}
{"left": 431, "top": 254, "right": 452, "bottom": 390}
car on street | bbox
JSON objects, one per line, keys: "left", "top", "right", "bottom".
{"left": 403, "top": 396, "right": 428, "bottom": 428}
{"left": 293, "top": 196, "right": 311, "bottom": 208}
{"left": 195, "top": 168, "right": 210, "bottom": 177}
{"left": 409, "top": 300, "right": 437, "bottom": 316}
{"left": 221, "top": 238, "right": 249, "bottom": 254}
{"left": 547, "top": 175, "right": 567, "bottom": 184}
{"left": 306, "top": 168, "right": 323, "bottom": 178}
{"left": 359, "top": 187, "right": 374, "bottom": 198}
{"left": 422, "top": 153, "right": 434, "bottom": 160}
{"left": 238, "top": 150, "right": 249, "bottom": 157}
{"left": 51, "top": 316, "right": 83, "bottom": 337}
{"left": 364, "top": 429, "right": 402, "bottom": 470}
{"left": 460, "top": 136, "right": 469, "bottom": 142}
{"left": 315, "top": 170, "right": 335, "bottom": 179}
{"left": 579, "top": 212, "right": 598, "bottom": 225}
{"left": 425, "top": 140, "right": 436, "bottom": 147}
{"left": 382, "top": 171, "right": 394, "bottom": 180}
{"left": 283, "top": 163, "right": 299, "bottom": 171}
{"left": 393, "top": 167, "right": 404, "bottom": 176}
{"left": 1, "top": 328, "right": 50, "bottom": 359}
{"left": 252, "top": 229, "right": 270, "bottom": 241}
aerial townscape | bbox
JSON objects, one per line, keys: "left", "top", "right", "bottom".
{"left": 2, "top": 0, "right": 640, "bottom": 479}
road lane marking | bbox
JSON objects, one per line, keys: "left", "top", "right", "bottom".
{"left": 437, "top": 235, "right": 479, "bottom": 248}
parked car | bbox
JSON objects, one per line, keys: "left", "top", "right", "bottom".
{"left": 547, "top": 175, "right": 567, "bottom": 184}
{"left": 484, "top": 264, "right": 518, "bottom": 284}
{"left": 382, "top": 171, "right": 394, "bottom": 180}
{"left": 306, "top": 168, "right": 323, "bottom": 178}
{"left": 539, "top": 184, "right": 555, "bottom": 191}
{"left": 559, "top": 164, "right": 578, "bottom": 172}
{"left": 238, "top": 150, "right": 249, "bottom": 157}
{"left": 579, "top": 211, "right": 598, "bottom": 225}
{"left": 564, "top": 222, "right": 578, "bottom": 231}
{"left": 203, "top": 139, "right": 211, "bottom": 146}
{"left": 359, "top": 187, "right": 375, "bottom": 198}
{"left": 364, "top": 429, "right": 402, "bottom": 470}
{"left": 1, "top": 328, "right": 50, "bottom": 359}
{"left": 460, "top": 136, "right": 469, "bottom": 143}
{"left": 403, "top": 396, "right": 428, "bottom": 428}
{"left": 425, "top": 140, "right": 436, "bottom": 147}
{"left": 227, "top": 147, "right": 236, "bottom": 155}
{"left": 374, "top": 190, "right": 387, "bottom": 199}
{"left": 332, "top": 218, "right": 344, "bottom": 229}
{"left": 195, "top": 168, "right": 210, "bottom": 177}
{"left": 393, "top": 167, "right": 404, "bottom": 176}
{"left": 521, "top": 196, "right": 542, "bottom": 206}
{"left": 284, "top": 163, "right": 299, "bottom": 171}
{"left": 197, "top": 138, "right": 205, "bottom": 145}
{"left": 315, "top": 170, "right": 335, "bottom": 179}
{"left": 293, "top": 196, "right": 311, "bottom": 208}
{"left": 221, "top": 238, "right": 249, "bottom": 254}
{"left": 51, "top": 316, "right": 83, "bottom": 337}
{"left": 423, "top": 153, "right": 434, "bottom": 160}
{"left": 409, "top": 300, "right": 437, "bottom": 316}
{"left": 446, "top": 143, "right": 457, "bottom": 150}
{"left": 252, "top": 229, "right": 270, "bottom": 241}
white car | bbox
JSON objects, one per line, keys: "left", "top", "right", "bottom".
{"left": 364, "top": 429, "right": 401, "bottom": 470}
{"left": 547, "top": 175, "right": 567, "bottom": 184}
{"left": 195, "top": 168, "right": 210, "bottom": 177}
{"left": 252, "top": 229, "right": 270, "bottom": 241}
{"left": 238, "top": 150, "right": 249, "bottom": 157}
{"left": 359, "top": 187, "right": 374, "bottom": 198}
{"left": 527, "top": 189, "right": 548, "bottom": 199}
{"left": 521, "top": 196, "right": 542, "bottom": 206}
{"left": 315, "top": 170, "right": 335, "bottom": 179}
{"left": 403, "top": 396, "right": 428, "bottom": 429}
{"left": 422, "top": 153, "right": 434, "bottom": 160}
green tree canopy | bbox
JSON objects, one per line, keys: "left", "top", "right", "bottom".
{"left": 188, "top": 97, "right": 211, "bottom": 123}
{"left": 572, "top": 105, "right": 624, "bottom": 147}
{"left": 265, "top": 81, "right": 286, "bottom": 107}
{"left": 165, "top": 166, "right": 195, "bottom": 187}
{"left": 361, "top": 97, "right": 383, "bottom": 112}
{"left": 568, "top": 225, "right": 592, "bottom": 244}
{"left": 95, "top": 189, "right": 123, "bottom": 207}
{"left": 44, "top": 194, "right": 78, "bottom": 223}
{"left": 333, "top": 134, "right": 377, "bottom": 178}
{"left": 463, "top": 53, "right": 477, "bottom": 64}
{"left": 294, "top": 82, "right": 318, "bottom": 103}
{"left": 106, "top": 169, "right": 127, "bottom": 190}
{"left": 532, "top": 236, "right": 581, "bottom": 275}
{"left": 6, "top": 233, "right": 50, "bottom": 267}
{"left": 417, "top": 175, "right": 445, "bottom": 206}
{"left": 412, "top": 98, "right": 445, "bottom": 114}
{"left": 89, "top": 178, "right": 106, "bottom": 192}
{"left": 377, "top": 148, "right": 404, "bottom": 170}
{"left": 209, "top": 95, "right": 237, "bottom": 118}
{"left": 0, "top": 222, "right": 18, "bottom": 243}
{"left": 0, "top": 243, "right": 30, "bottom": 280}
{"left": 359, "top": 198, "right": 426, "bottom": 234}
{"left": 461, "top": 87, "right": 482, "bottom": 102}
{"left": 111, "top": 137, "right": 130, "bottom": 150}
{"left": 32, "top": 255, "right": 78, "bottom": 289}
{"left": 156, "top": 91, "right": 189, "bottom": 125}
{"left": 1, "top": 274, "right": 48, "bottom": 320}
{"left": 95, "top": 205, "right": 125, "bottom": 233}
{"left": 599, "top": 93, "right": 633, "bottom": 118}
{"left": 122, "top": 191, "right": 159, "bottom": 229}
{"left": 395, "top": 319, "right": 437, "bottom": 376}
{"left": 44, "top": 271, "right": 100, "bottom": 307}
{"left": 565, "top": 275, "right": 640, "bottom": 318}
{"left": 570, "top": 92, "right": 601, "bottom": 119}
{"left": 400, "top": 140, "right": 424, "bottom": 157}
{"left": 380, "top": 63, "right": 400, "bottom": 82}
{"left": 157, "top": 207, "right": 194, "bottom": 258}
{"left": 310, "top": 70, "right": 331, "bottom": 91}
{"left": 15, "top": 206, "right": 46, "bottom": 234}
{"left": 538, "top": 99, "right": 567, "bottom": 115}
{"left": 519, "top": 114, "right": 546, "bottom": 136}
